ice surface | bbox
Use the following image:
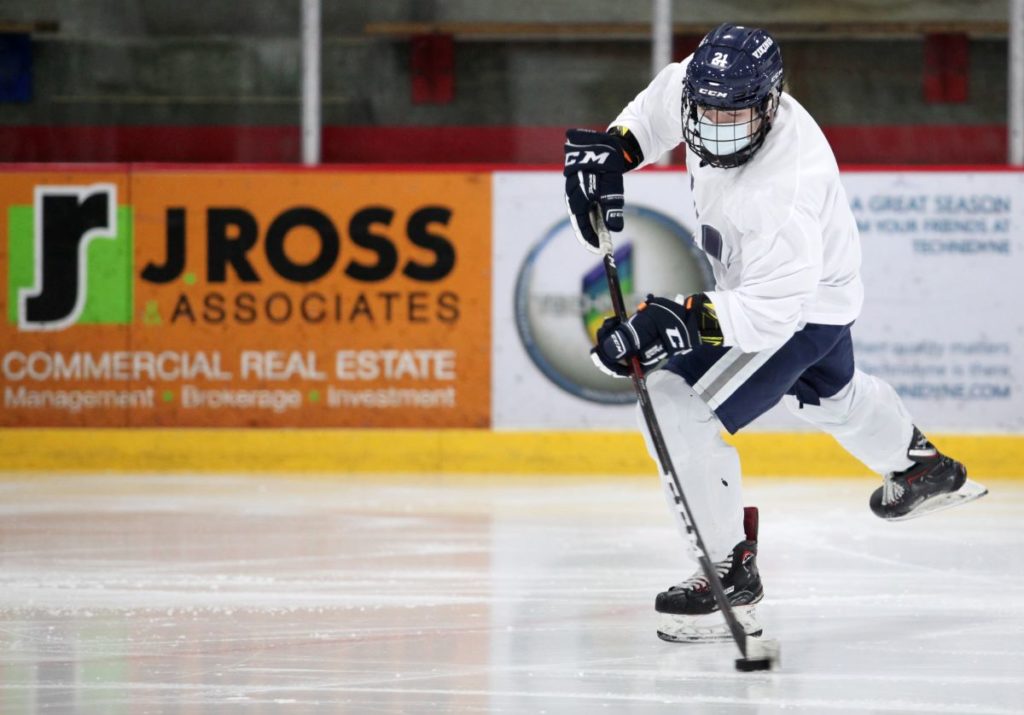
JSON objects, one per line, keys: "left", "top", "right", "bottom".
{"left": 0, "top": 474, "right": 1021, "bottom": 714}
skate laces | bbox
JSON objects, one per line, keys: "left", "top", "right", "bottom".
{"left": 673, "top": 555, "right": 731, "bottom": 592}
{"left": 881, "top": 473, "right": 906, "bottom": 506}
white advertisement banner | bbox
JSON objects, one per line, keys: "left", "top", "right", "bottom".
{"left": 844, "top": 171, "right": 1024, "bottom": 432}
{"left": 492, "top": 170, "right": 1024, "bottom": 433}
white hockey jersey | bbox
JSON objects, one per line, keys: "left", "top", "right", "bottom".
{"left": 610, "top": 60, "right": 864, "bottom": 354}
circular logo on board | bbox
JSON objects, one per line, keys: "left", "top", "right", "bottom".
{"left": 514, "top": 206, "right": 713, "bottom": 404}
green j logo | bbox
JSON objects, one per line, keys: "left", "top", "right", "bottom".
{"left": 9, "top": 184, "right": 133, "bottom": 331}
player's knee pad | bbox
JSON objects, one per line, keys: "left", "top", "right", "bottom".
{"left": 782, "top": 373, "right": 859, "bottom": 427}
{"left": 637, "top": 369, "right": 720, "bottom": 461}
{"left": 783, "top": 369, "right": 913, "bottom": 450}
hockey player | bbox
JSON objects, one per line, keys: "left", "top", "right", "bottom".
{"left": 563, "top": 23, "right": 988, "bottom": 642}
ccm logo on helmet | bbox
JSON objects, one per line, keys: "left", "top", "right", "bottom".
{"left": 751, "top": 37, "right": 774, "bottom": 59}
{"left": 698, "top": 88, "right": 728, "bottom": 98}
{"left": 564, "top": 150, "right": 611, "bottom": 167}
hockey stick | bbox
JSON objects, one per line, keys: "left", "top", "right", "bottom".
{"left": 590, "top": 207, "right": 778, "bottom": 671}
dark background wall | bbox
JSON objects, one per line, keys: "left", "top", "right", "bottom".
{"left": 0, "top": 0, "right": 1013, "bottom": 163}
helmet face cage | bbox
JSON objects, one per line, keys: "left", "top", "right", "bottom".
{"left": 681, "top": 24, "right": 784, "bottom": 169}
{"left": 682, "top": 89, "right": 780, "bottom": 169}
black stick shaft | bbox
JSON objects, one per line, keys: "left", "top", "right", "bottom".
{"left": 593, "top": 208, "right": 749, "bottom": 658}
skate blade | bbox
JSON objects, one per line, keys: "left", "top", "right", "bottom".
{"left": 887, "top": 478, "right": 989, "bottom": 522}
{"left": 656, "top": 604, "right": 762, "bottom": 643}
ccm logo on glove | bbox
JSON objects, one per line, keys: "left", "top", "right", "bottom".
{"left": 564, "top": 149, "right": 613, "bottom": 167}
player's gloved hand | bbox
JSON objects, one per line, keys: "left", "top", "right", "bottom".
{"left": 563, "top": 128, "right": 626, "bottom": 254}
{"left": 590, "top": 294, "right": 723, "bottom": 378}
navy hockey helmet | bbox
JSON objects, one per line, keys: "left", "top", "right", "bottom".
{"left": 682, "top": 23, "right": 784, "bottom": 168}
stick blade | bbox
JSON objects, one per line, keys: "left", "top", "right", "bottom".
{"left": 735, "top": 637, "right": 781, "bottom": 672}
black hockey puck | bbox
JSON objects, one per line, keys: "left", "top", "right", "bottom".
{"left": 735, "top": 637, "right": 780, "bottom": 671}
{"left": 735, "top": 657, "right": 773, "bottom": 672}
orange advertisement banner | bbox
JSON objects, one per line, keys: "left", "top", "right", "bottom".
{"left": 0, "top": 167, "right": 491, "bottom": 427}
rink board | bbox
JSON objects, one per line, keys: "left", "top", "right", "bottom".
{"left": 3, "top": 165, "right": 1023, "bottom": 434}
{"left": 493, "top": 169, "right": 1024, "bottom": 432}
{"left": 0, "top": 428, "right": 1022, "bottom": 478}
{"left": 2, "top": 165, "right": 1023, "bottom": 477}
{"left": 0, "top": 166, "right": 492, "bottom": 429}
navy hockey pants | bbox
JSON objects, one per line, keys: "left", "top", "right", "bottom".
{"left": 665, "top": 322, "right": 855, "bottom": 434}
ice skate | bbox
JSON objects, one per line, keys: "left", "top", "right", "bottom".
{"left": 656, "top": 507, "right": 764, "bottom": 643}
{"left": 870, "top": 427, "right": 988, "bottom": 521}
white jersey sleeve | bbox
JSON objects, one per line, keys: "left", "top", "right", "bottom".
{"left": 609, "top": 59, "right": 690, "bottom": 168}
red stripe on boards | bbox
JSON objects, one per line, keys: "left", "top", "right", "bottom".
{"left": 0, "top": 124, "right": 1011, "bottom": 165}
